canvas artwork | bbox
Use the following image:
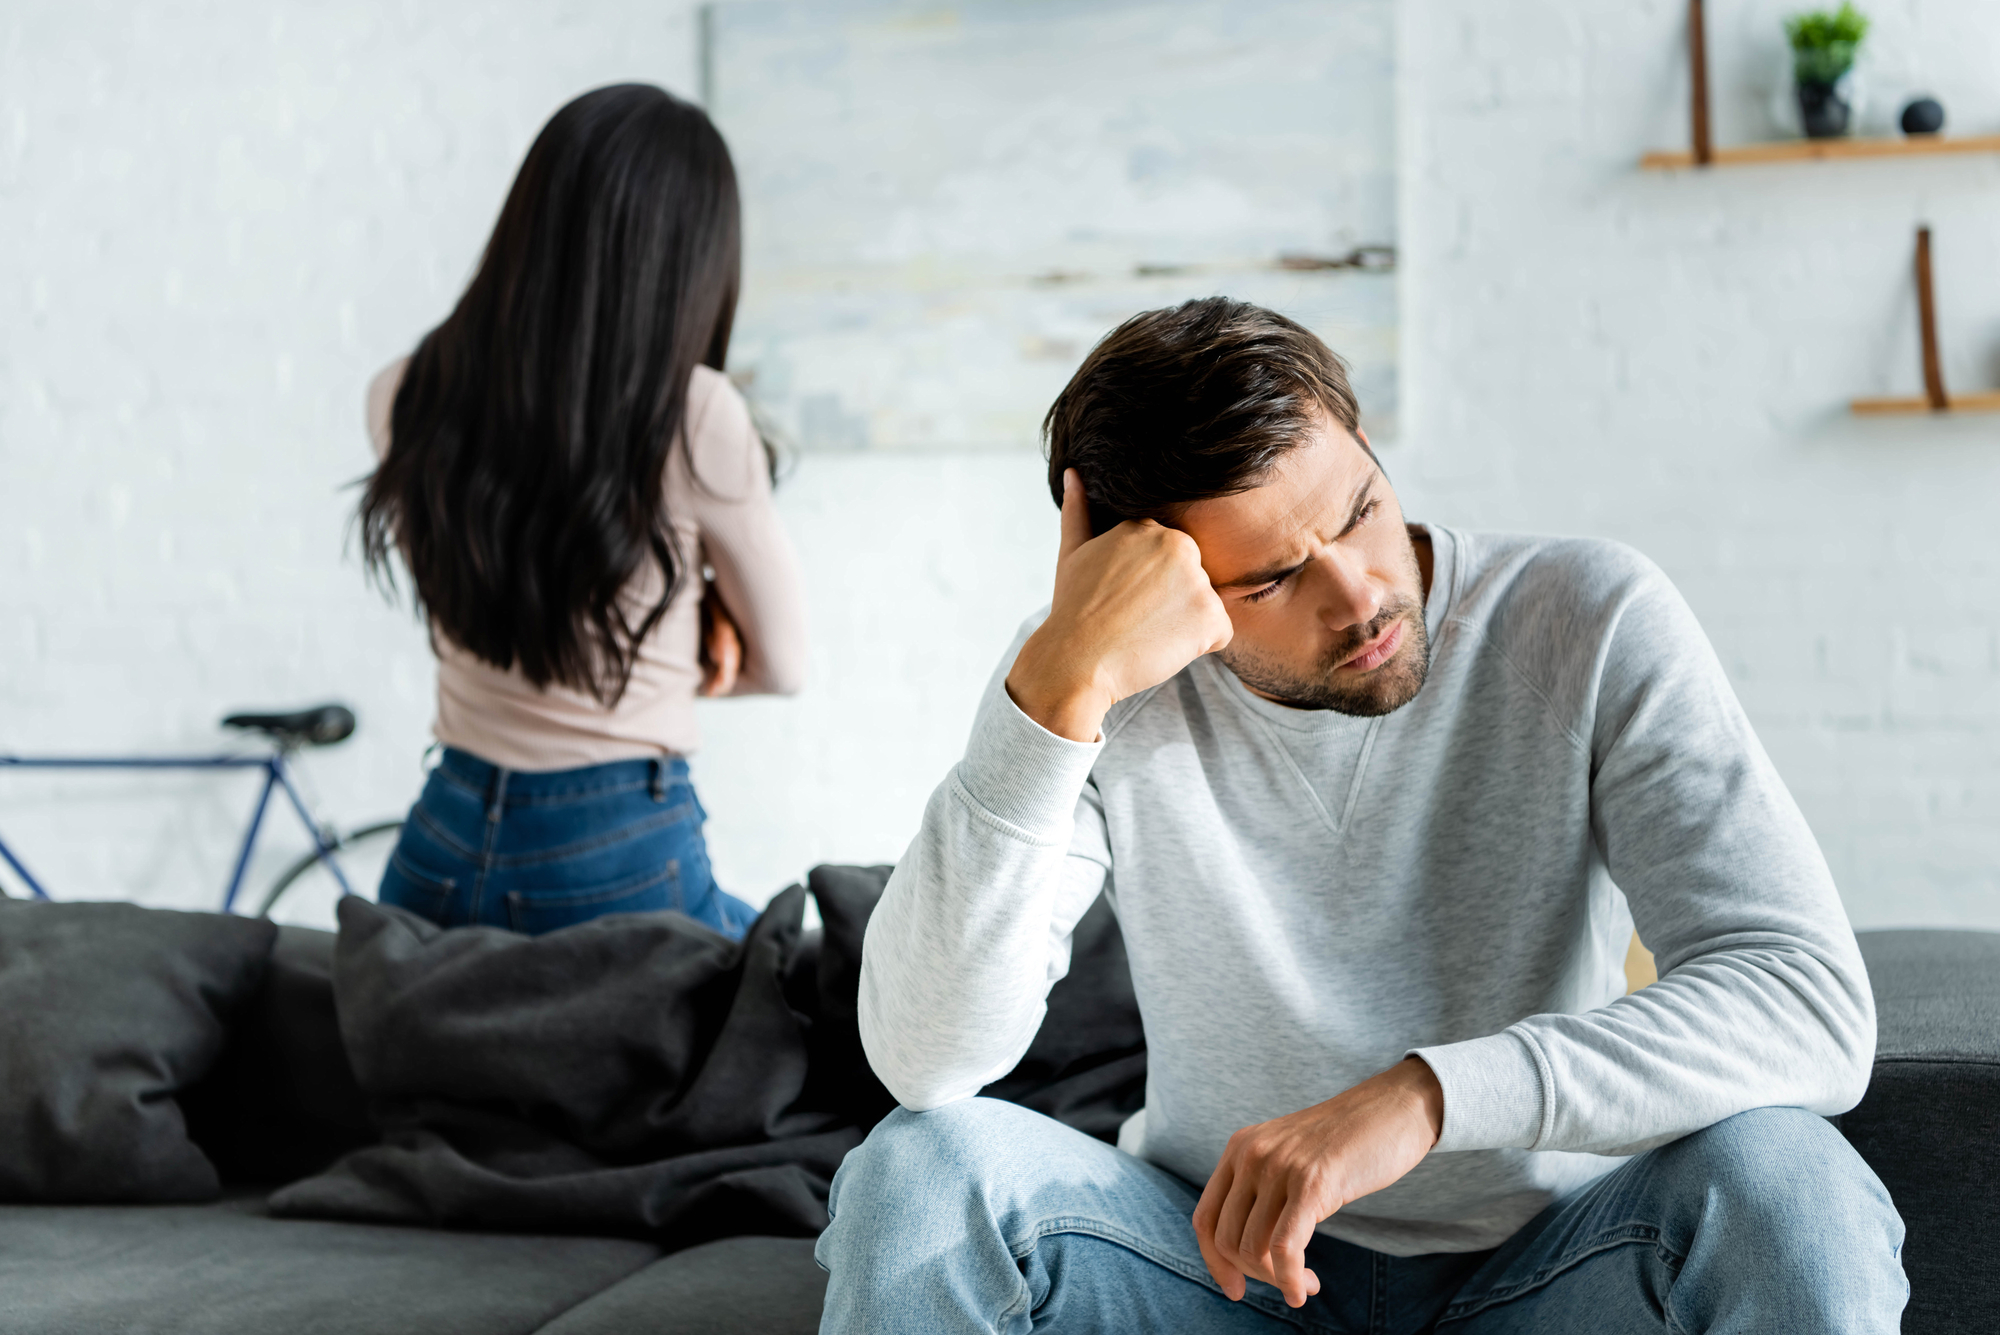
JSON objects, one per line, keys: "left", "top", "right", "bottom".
{"left": 705, "top": 0, "right": 1398, "bottom": 451}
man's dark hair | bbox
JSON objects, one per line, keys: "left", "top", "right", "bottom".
{"left": 1044, "top": 297, "right": 1362, "bottom": 535}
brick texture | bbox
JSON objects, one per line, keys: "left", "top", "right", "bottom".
{"left": 2, "top": 1, "right": 1994, "bottom": 929}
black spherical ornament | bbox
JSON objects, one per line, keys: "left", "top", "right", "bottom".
{"left": 1901, "top": 97, "right": 1946, "bottom": 136}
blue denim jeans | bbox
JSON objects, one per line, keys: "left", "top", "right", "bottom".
{"left": 816, "top": 1099, "right": 1906, "bottom": 1334}
{"left": 376, "top": 747, "right": 756, "bottom": 938}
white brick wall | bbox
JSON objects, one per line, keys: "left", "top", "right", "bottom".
{"left": 2, "top": 1, "right": 1995, "bottom": 930}
{"left": 1394, "top": 0, "right": 2000, "bottom": 930}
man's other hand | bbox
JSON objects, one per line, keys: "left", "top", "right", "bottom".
{"left": 1005, "top": 468, "right": 1233, "bottom": 742}
{"left": 1193, "top": 1057, "right": 1444, "bottom": 1309}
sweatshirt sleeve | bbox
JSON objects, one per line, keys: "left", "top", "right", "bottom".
{"left": 1413, "top": 563, "right": 1874, "bottom": 1156}
{"left": 858, "top": 621, "right": 1113, "bottom": 1111}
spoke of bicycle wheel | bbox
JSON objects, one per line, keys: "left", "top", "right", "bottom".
{"left": 258, "top": 819, "right": 401, "bottom": 917}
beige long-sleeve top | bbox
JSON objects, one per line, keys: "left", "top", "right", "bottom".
{"left": 366, "top": 358, "right": 807, "bottom": 771}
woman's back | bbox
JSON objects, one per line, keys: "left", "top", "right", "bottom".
{"left": 367, "top": 359, "right": 805, "bottom": 771}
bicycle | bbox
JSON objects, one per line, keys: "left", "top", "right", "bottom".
{"left": 0, "top": 703, "right": 404, "bottom": 918}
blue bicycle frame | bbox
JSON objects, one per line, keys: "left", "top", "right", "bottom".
{"left": 0, "top": 752, "right": 355, "bottom": 912}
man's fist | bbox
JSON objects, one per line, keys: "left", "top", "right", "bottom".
{"left": 1005, "top": 469, "right": 1233, "bottom": 743}
{"left": 1193, "top": 1058, "right": 1444, "bottom": 1308}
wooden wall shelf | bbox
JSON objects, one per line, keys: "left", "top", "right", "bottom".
{"left": 1847, "top": 227, "right": 2000, "bottom": 416}
{"left": 1643, "top": 133, "right": 2000, "bottom": 171}
{"left": 1851, "top": 391, "right": 2000, "bottom": 416}
{"left": 1648, "top": 2, "right": 2000, "bottom": 170}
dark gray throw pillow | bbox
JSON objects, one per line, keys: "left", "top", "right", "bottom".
{"left": 0, "top": 900, "right": 277, "bottom": 1201}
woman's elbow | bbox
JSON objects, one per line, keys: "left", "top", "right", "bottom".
{"left": 757, "top": 651, "right": 807, "bottom": 696}
{"left": 733, "top": 655, "right": 805, "bottom": 697}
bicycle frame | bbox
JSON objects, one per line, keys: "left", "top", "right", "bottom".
{"left": 0, "top": 751, "right": 355, "bottom": 912}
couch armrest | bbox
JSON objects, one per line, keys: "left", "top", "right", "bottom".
{"left": 1841, "top": 930, "right": 2000, "bottom": 1335}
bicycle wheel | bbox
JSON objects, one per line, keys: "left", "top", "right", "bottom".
{"left": 257, "top": 819, "right": 403, "bottom": 926}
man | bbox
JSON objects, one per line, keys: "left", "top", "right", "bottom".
{"left": 816, "top": 298, "right": 1904, "bottom": 1333}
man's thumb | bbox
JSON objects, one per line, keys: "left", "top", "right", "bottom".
{"left": 1058, "top": 468, "right": 1093, "bottom": 561}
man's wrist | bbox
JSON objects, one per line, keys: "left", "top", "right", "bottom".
{"left": 1394, "top": 1056, "right": 1445, "bottom": 1147}
{"left": 1005, "top": 627, "right": 1115, "bottom": 743}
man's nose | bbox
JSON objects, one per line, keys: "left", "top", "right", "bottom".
{"left": 1311, "top": 547, "right": 1385, "bottom": 631}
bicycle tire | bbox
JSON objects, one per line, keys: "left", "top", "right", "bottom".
{"left": 256, "top": 819, "right": 404, "bottom": 918}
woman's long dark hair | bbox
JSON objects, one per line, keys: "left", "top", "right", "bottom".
{"left": 360, "top": 84, "right": 742, "bottom": 705}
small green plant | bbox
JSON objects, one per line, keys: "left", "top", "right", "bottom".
{"left": 1785, "top": 2, "right": 1870, "bottom": 87}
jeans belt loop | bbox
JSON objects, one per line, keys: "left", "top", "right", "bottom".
{"left": 650, "top": 758, "right": 665, "bottom": 803}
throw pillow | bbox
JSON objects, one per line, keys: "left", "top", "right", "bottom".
{"left": 0, "top": 900, "right": 277, "bottom": 1201}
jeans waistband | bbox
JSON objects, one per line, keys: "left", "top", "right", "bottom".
{"left": 437, "top": 746, "right": 690, "bottom": 799}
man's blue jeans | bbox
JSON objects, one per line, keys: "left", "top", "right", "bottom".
{"left": 815, "top": 1099, "right": 1905, "bottom": 1333}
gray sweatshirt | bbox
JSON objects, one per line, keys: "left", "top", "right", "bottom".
{"left": 858, "top": 525, "right": 1874, "bottom": 1256}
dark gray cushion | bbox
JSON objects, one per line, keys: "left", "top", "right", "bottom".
{"left": 182, "top": 925, "right": 374, "bottom": 1184}
{"left": 537, "top": 1236, "right": 827, "bottom": 1335}
{"left": 0, "top": 1192, "right": 660, "bottom": 1335}
{"left": 1843, "top": 930, "right": 2000, "bottom": 1335}
{"left": 0, "top": 901, "right": 276, "bottom": 1202}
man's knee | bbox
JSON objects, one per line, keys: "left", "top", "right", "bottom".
{"left": 1642, "top": 1108, "right": 1908, "bottom": 1326}
{"left": 830, "top": 1097, "right": 1050, "bottom": 1219}
{"left": 1663, "top": 1106, "right": 1904, "bottom": 1259}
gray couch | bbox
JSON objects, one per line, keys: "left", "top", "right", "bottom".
{"left": 0, "top": 921, "right": 1993, "bottom": 1334}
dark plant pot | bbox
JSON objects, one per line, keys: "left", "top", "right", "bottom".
{"left": 1797, "top": 79, "right": 1850, "bottom": 139}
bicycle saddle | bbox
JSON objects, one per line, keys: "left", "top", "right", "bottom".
{"left": 221, "top": 703, "right": 357, "bottom": 747}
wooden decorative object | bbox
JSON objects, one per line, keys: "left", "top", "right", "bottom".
{"left": 1849, "top": 226, "right": 2000, "bottom": 415}
{"left": 1689, "top": 0, "right": 1713, "bottom": 166}
{"left": 1914, "top": 227, "right": 1947, "bottom": 410}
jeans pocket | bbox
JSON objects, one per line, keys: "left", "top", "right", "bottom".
{"left": 379, "top": 850, "right": 459, "bottom": 925}
{"left": 503, "top": 861, "right": 682, "bottom": 936}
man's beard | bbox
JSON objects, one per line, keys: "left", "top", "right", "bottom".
{"left": 1219, "top": 584, "right": 1433, "bottom": 717}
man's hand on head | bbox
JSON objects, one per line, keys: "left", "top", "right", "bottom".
{"left": 1193, "top": 1057, "right": 1444, "bottom": 1309}
{"left": 1005, "top": 469, "right": 1234, "bottom": 743}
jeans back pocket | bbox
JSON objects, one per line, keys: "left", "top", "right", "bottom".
{"left": 503, "top": 861, "right": 683, "bottom": 936}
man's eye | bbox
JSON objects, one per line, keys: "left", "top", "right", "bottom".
{"left": 1341, "top": 500, "right": 1381, "bottom": 537}
{"left": 1243, "top": 578, "right": 1285, "bottom": 605}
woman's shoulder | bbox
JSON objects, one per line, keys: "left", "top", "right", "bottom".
{"left": 684, "top": 363, "right": 752, "bottom": 435}
{"left": 679, "top": 364, "right": 766, "bottom": 496}
{"left": 365, "top": 355, "right": 411, "bottom": 462}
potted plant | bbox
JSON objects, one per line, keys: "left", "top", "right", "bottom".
{"left": 1785, "top": 3, "right": 1870, "bottom": 138}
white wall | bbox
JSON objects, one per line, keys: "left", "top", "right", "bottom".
{"left": 2, "top": 1, "right": 1995, "bottom": 930}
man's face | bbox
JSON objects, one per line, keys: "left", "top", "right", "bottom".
{"left": 1177, "top": 418, "right": 1431, "bottom": 716}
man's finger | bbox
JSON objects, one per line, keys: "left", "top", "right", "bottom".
{"left": 1269, "top": 1202, "right": 1323, "bottom": 1309}
{"left": 1057, "top": 468, "right": 1093, "bottom": 563}
{"left": 1237, "top": 1182, "right": 1289, "bottom": 1287}
{"left": 1193, "top": 1163, "right": 1247, "bottom": 1301}
{"left": 1194, "top": 1211, "right": 1247, "bottom": 1302}
{"left": 1212, "top": 1169, "right": 1259, "bottom": 1274}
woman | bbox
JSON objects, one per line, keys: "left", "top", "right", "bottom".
{"left": 358, "top": 84, "right": 804, "bottom": 939}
